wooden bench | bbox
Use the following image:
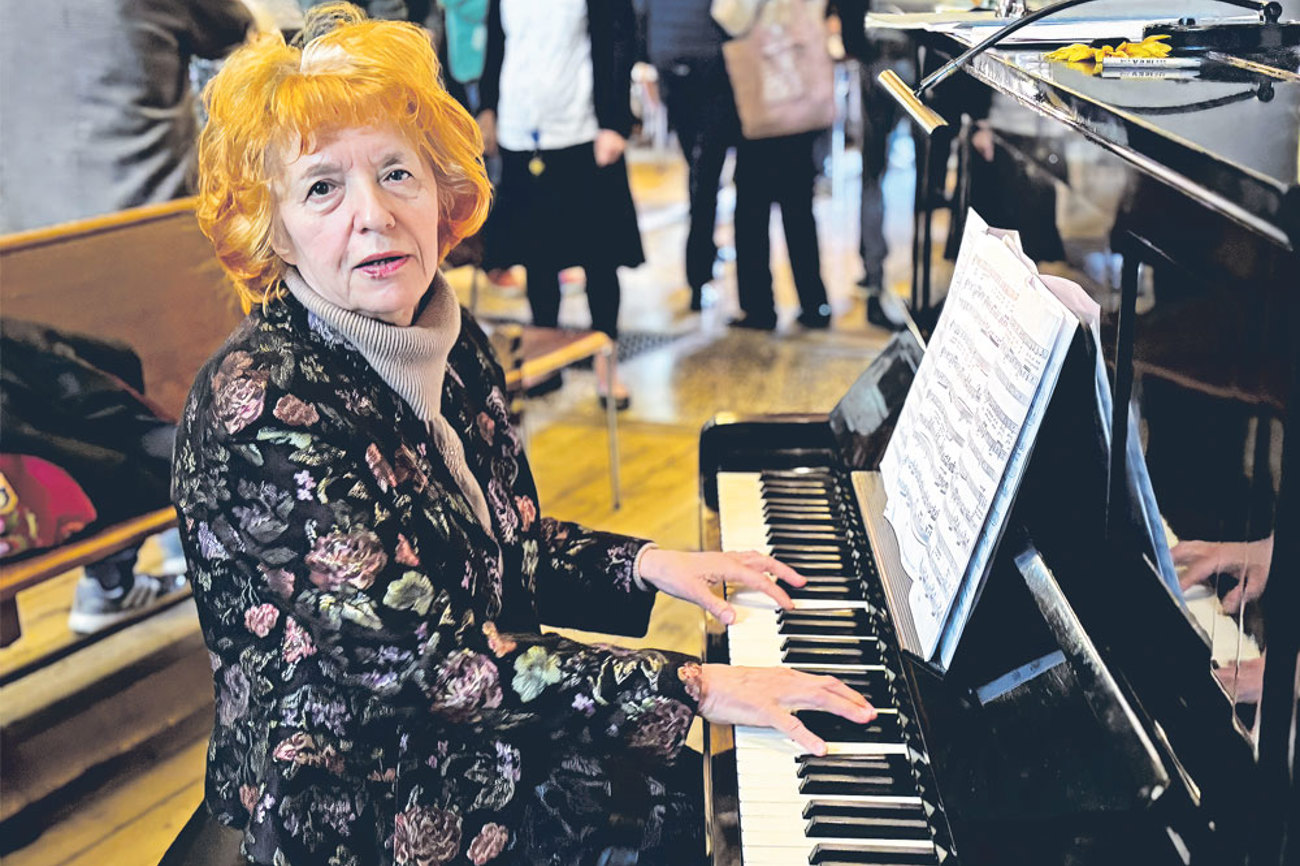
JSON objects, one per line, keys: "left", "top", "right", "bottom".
{"left": 0, "top": 199, "right": 243, "bottom": 646}
{"left": 0, "top": 202, "right": 623, "bottom": 646}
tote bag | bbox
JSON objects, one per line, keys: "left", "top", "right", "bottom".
{"left": 720, "top": 0, "right": 835, "bottom": 140}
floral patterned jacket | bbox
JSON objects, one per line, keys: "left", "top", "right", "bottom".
{"left": 172, "top": 294, "right": 703, "bottom": 865}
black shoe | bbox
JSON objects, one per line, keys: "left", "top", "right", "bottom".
{"left": 796, "top": 304, "right": 832, "bottom": 330}
{"left": 524, "top": 371, "right": 565, "bottom": 397}
{"left": 856, "top": 272, "right": 883, "bottom": 290}
{"left": 689, "top": 286, "right": 704, "bottom": 312}
{"left": 866, "top": 294, "right": 907, "bottom": 331}
{"left": 597, "top": 392, "right": 632, "bottom": 411}
{"left": 728, "top": 314, "right": 777, "bottom": 331}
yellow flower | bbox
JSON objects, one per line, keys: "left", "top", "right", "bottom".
{"left": 1044, "top": 34, "right": 1171, "bottom": 67}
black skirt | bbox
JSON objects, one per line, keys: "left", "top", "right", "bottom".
{"left": 483, "top": 142, "right": 645, "bottom": 271}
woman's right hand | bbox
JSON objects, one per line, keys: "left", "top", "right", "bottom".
{"left": 696, "top": 663, "right": 876, "bottom": 756}
{"left": 1173, "top": 536, "right": 1273, "bottom": 610}
{"left": 477, "top": 110, "right": 498, "bottom": 157}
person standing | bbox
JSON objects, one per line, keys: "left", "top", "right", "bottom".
{"left": 641, "top": 0, "right": 740, "bottom": 312}
{"left": 730, "top": 127, "right": 832, "bottom": 331}
{"left": 717, "top": 0, "right": 832, "bottom": 331}
{"left": 478, "top": 0, "right": 642, "bottom": 409}
{"left": 830, "top": 0, "right": 910, "bottom": 329}
{"left": 0, "top": 0, "right": 254, "bottom": 233}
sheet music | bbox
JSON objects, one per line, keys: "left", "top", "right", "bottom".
{"left": 880, "top": 210, "right": 1075, "bottom": 660}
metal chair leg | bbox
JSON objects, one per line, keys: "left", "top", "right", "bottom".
{"left": 602, "top": 343, "right": 622, "bottom": 510}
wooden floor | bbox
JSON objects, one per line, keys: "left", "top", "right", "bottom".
{"left": 1, "top": 139, "right": 918, "bottom": 865}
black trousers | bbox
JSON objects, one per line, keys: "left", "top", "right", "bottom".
{"left": 657, "top": 56, "right": 740, "bottom": 292}
{"left": 858, "top": 54, "right": 914, "bottom": 284}
{"left": 525, "top": 262, "right": 622, "bottom": 341}
{"left": 734, "top": 132, "right": 829, "bottom": 322}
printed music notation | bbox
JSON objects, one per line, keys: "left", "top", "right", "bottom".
{"left": 880, "top": 210, "right": 1078, "bottom": 663}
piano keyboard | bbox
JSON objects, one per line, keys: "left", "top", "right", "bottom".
{"left": 715, "top": 470, "right": 956, "bottom": 865}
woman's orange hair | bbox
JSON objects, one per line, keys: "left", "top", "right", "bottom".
{"left": 196, "top": 3, "right": 491, "bottom": 312}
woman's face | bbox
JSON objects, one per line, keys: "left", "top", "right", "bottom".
{"left": 273, "top": 125, "right": 440, "bottom": 326}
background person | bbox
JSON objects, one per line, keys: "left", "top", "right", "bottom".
{"left": 477, "top": 0, "right": 642, "bottom": 408}
{"left": 640, "top": 0, "right": 740, "bottom": 313}
{"left": 0, "top": 0, "right": 254, "bottom": 232}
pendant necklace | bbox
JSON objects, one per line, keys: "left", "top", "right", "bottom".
{"left": 528, "top": 129, "right": 545, "bottom": 176}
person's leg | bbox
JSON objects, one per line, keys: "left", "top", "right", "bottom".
{"left": 773, "top": 134, "right": 830, "bottom": 327}
{"left": 518, "top": 262, "right": 566, "bottom": 396}
{"left": 659, "top": 63, "right": 707, "bottom": 291}
{"left": 584, "top": 262, "right": 621, "bottom": 341}
{"left": 83, "top": 546, "right": 138, "bottom": 593}
{"left": 731, "top": 138, "right": 777, "bottom": 329}
{"left": 522, "top": 263, "right": 562, "bottom": 329}
{"left": 681, "top": 59, "right": 738, "bottom": 307}
{"left": 583, "top": 262, "right": 630, "bottom": 408}
{"left": 858, "top": 57, "right": 896, "bottom": 289}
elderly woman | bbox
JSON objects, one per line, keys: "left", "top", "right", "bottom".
{"left": 175, "top": 6, "right": 875, "bottom": 864}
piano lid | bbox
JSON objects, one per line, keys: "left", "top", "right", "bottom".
{"left": 951, "top": 44, "right": 1300, "bottom": 250}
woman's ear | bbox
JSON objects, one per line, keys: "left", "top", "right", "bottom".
{"left": 270, "top": 218, "right": 297, "bottom": 266}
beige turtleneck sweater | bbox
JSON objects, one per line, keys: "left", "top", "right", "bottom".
{"left": 283, "top": 268, "right": 495, "bottom": 538}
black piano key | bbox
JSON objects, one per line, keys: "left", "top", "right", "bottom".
{"left": 769, "top": 529, "right": 844, "bottom": 541}
{"left": 783, "top": 645, "right": 878, "bottom": 665}
{"left": 782, "top": 642, "right": 882, "bottom": 662}
{"left": 783, "top": 642, "right": 881, "bottom": 662}
{"left": 780, "top": 608, "right": 873, "bottom": 624}
{"left": 809, "top": 845, "right": 939, "bottom": 865}
{"left": 805, "top": 815, "right": 934, "bottom": 841}
{"left": 772, "top": 554, "right": 847, "bottom": 565}
{"left": 762, "top": 468, "right": 833, "bottom": 478}
{"left": 764, "top": 512, "right": 837, "bottom": 524}
{"left": 799, "top": 774, "right": 907, "bottom": 796}
{"left": 786, "top": 586, "right": 865, "bottom": 602}
{"left": 801, "top": 671, "right": 894, "bottom": 700}
{"left": 812, "top": 862, "right": 938, "bottom": 866}
{"left": 762, "top": 471, "right": 831, "bottom": 480}
{"left": 763, "top": 504, "right": 835, "bottom": 514}
{"left": 782, "top": 579, "right": 857, "bottom": 592}
{"left": 795, "top": 711, "right": 900, "bottom": 743}
{"left": 780, "top": 613, "right": 877, "bottom": 632}
{"left": 783, "top": 636, "right": 879, "bottom": 650}
{"left": 803, "top": 800, "right": 928, "bottom": 822}
{"left": 762, "top": 490, "right": 830, "bottom": 499}
{"left": 798, "top": 755, "right": 902, "bottom": 774}
{"left": 766, "top": 519, "right": 841, "bottom": 530}
{"left": 797, "top": 754, "right": 908, "bottom": 774}
{"left": 796, "top": 572, "right": 858, "bottom": 582}
{"left": 761, "top": 490, "right": 832, "bottom": 502}
{"left": 774, "top": 644, "right": 878, "bottom": 663}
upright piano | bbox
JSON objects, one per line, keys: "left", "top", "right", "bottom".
{"left": 698, "top": 329, "right": 1272, "bottom": 865}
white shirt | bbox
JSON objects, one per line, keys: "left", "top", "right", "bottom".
{"left": 496, "top": 0, "right": 599, "bottom": 152}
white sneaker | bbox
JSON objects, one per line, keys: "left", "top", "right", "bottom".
{"left": 67, "top": 573, "right": 188, "bottom": 635}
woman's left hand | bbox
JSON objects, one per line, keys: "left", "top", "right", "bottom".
{"left": 636, "top": 548, "right": 807, "bottom": 624}
{"left": 594, "top": 130, "right": 626, "bottom": 167}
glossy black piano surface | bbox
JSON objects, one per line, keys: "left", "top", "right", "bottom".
{"left": 943, "top": 37, "right": 1300, "bottom": 251}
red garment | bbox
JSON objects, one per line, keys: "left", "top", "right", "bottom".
{"left": 0, "top": 454, "right": 97, "bottom": 559}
